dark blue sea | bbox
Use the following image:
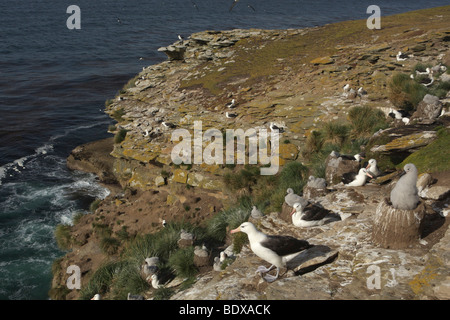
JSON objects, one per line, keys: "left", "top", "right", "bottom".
{"left": 0, "top": 0, "right": 448, "bottom": 300}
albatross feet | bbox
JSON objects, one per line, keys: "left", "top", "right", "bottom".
{"left": 256, "top": 265, "right": 279, "bottom": 282}
{"left": 262, "top": 274, "right": 279, "bottom": 283}
{"left": 256, "top": 265, "right": 274, "bottom": 273}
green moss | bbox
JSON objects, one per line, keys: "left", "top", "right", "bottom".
{"left": 399, "top": 128, "right": 450, "bottom": 173}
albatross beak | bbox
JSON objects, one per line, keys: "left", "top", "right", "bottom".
{"left": 366, "top": 172, "right": 373, "bottom": 178}
{"left": 290, "top": 208, "right": 296, "bottom": 216}
{"left": 230, "top": 227, "right": 241, "bottom": 234}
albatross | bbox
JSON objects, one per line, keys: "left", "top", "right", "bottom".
{"left": 285, "top": 188, "right": 308, "bottom": 207}
{"left": 290, "top": 202, "right": 337, "bottom": 227}
{"left": 390, "top": 163, "right": 420, "bottom": 210}
{"left": 226, "top": 111, "right": 238, "bottom": 118}
{"left": 396, "top": 51, "right": 408, "bottom": 61}
{"left": 343, "top": 168, "right": 373, "bottom": 187}
{"left": 251, "top": 205, "right": 264, "bottom": 219}
{"left": 366, "top": 159, "right": 381, "bottom": 178}
{"left": 230, "top": 222, "right": 312, "bottom": 282}
{"left": 339, "top": 152, "right": 364, "bottom": 162}
{"left": 307, "top": 175, "right": 326, "bottom": 189}
{"left": 269, "top": 122, "right": 285, "bottom": 133}
{"left": 225, "top": 99, "right": 236, "bottom": 108}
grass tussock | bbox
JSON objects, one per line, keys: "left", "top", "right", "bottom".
{"left": 388, "top": 73, "right": 428, "bottom": 111}
{"left": 79, "top": 220, "right": 217, "bottom": 300}
{"left": 54, "top": 224, "right": 72, "bottom": 251}
{"left": 114, "top": 129, "right": 127, "bottom": 144}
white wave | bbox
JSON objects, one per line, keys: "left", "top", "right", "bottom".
{"left": 0, "top": 119, "right": 110, "bottom": 185}
{"left": 49, "top": 119, "right": 110, "bottom": 143}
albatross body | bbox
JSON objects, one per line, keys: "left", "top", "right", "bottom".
{"left": 343, "top": 168, "right": 373, "bottom": 187}
{"left": 290, "top": 203, "right": 334, "bottom": 227}
{"left": 307, "top": 175, "right": 326, "bottom": 189}
{"left": 390, "top": 163, "right": 420, "bottom": 210}
{"left": 366, "top": 159, "right": 381, "bottom": 178}
{"left": 230, "top": 222, "right": 311, "bottom": 282}
{"left": 285, "top": 188, "right": 308, "bottom": 207}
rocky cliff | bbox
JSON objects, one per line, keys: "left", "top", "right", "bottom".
{"left": 51, "top": 6, "right": 450, "bottom": 300}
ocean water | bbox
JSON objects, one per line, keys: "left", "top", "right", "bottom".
{"left": 0, "top": 0, "right": 448, "bottom": 300}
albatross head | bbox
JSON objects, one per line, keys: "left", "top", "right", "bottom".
{"left": 366, "top": 159, "right": 377, "bottom": 169}
{"left": 230, "top": 221, "right": 257, "bottom": 235}
{"left": 402, "top": 163, "right": 418, "bottom": 176}
{"left": 290, "top": 202, "right": 303, "bottom": 216}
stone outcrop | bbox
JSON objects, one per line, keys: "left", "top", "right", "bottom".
{"left": 411, "top": 94, "right": 443, "bottom": 123}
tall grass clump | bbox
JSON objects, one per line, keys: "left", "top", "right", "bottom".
{"left": 111, "top": 108, "right": 125, "bottom": 122}
{"left": 167, "top": 246, "right": 197, "bottom": 278}
{"left": 206, "top": 204, "right": 251, "bottom": 243}
{"left": 388, "top": 73, "right": 428, "bottom": 111}
{"left": 223, "top": 165, "right": 260, "bottom": 192}
{"left": 54, "top": 224, "right": 72, "bottom": 251}
{"left": 114, "top": 129, "right": 127, "bottom": 144}
{"left": 322, "top": 122, "right": 350, "bottom": 147}
{"left": 348, "top": 105, "right": 388, "bottom": 138}
{"left": 79, "top": 261, "right": 127, "bottom": 300}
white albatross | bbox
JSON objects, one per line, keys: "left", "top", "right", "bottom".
{"left": 366, "top": 159, "right": 381, "bottom": 178}
{"left": 230, "top": 222, "right": 312, "bottom": 282}
{"left": 226, "top": 112, "right": 238, "bottom": 118}
{"left": 390, "top": 163, "right": 420, "bottom": 210}
{"left": 151, "top": 274, "right": 163, "bottom": 289}
{"left": 269, "top": 122, "right": 285, "bottom": 133}
{"left": 225, "top": 99, "right": 236, "bottom": 108}
{"left": 396, "top": 51, "right": 408, "bottom": 61}
{"left": 290, "top": 202, "right": 337, "bottom": 227}
{"left": 343, "top": 168, "right": 373, "bottom": 187}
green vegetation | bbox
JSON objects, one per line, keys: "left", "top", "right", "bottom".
{"left": 79, "top": 220, "right": 219, "bottom": 300}
{"left": 100, "top": 236, "right": 121, "bottom": 255}
{"left": 399, "top": 128, "right": 450, "bottom": 173}
{"left": 111, "top": 108, "right": 125, "bottom": 123}
{"left": 54, "top": 224, "right": 72, "bottom": 251}
{"left": 89, "top": 199, "right": 102, "bottom": 212}
{"left": 388, "top": 73, "right": 428, "bottom": 111}
{"left": 114, "top": 129, "right": 127, "bottom": 144}
{"left": 388, "top": 62, "right": 450, "bottom": 112}
{"left": 223, "top": 165, "right": 260, "bottom": 192}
